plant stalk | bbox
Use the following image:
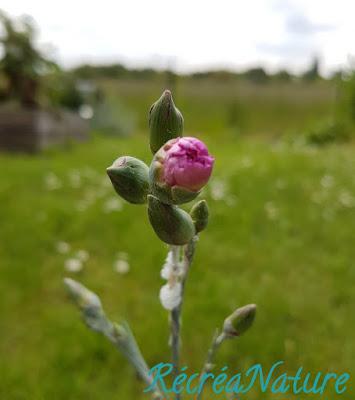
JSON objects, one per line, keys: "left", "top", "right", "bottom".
{"left": 64, "top": 278, "right": 163, "bottom": 399}
{"left": 196, "top": 330, "right": 226, "bottom": 400}
{"left": 169, "top": 238, "right": 197, "bottom": 400}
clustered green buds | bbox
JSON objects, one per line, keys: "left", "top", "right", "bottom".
{"left": 148, "top": 90, "right": 184, "bottom": 154}
{"left": 107, "top": 156, "right": 149, "bottom": 204}
{"left": 68, "top": 91, "right": 258, "bottom": 398}
{"left": 223, "top": 304, "right": 257, "bottom": 337}
{"left": 106, "top": 90, "right": 214, "bottom": 245}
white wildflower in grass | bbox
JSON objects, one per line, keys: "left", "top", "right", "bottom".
{"left": 76, "top": 250, "right": 89, "bottom": 262}
{"left": 338, "top": 190, "right": 355, "bottom": 208}
{"left": 209, "top": 178, "right": 227, "bottom": 201}
{"left": 275, "top": 178, "right": 286, "bottom": 190}
{"left": 56, "top": 241, "right": 70, "bottom": 254}
{"left": 68, "top": 170, "right": 82, "bottom": 188}
{"left": 321, "top": 175, "right": 334, "bottom": 189}
{"left": 159, "top": 282, "right": 182, "bottom": 310}
{"left": 113, "top": 259, "right": 130, "bottom": 275}
{"left": 103, "top": 197, "right": 123, "bottom": 213}
{"left": 264, "top": 201, "right": 279, "bottom": 220}
{"left": 240, "top": 156, "right": 254, "bottom": 169}
{"left": 44, "top": 172, "right": 62, "bottom": 190}
{"left": 64, "top": 258, "right": 83, "bottom": 273}
{"left": 225, "top": 195, "right": 237, "bottom": 207}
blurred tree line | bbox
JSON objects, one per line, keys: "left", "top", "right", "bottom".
{"left": 70, "top": 57, "right": 326, "bottom": 84}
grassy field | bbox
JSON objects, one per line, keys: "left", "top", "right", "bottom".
{"left": 0, "top": 81, "right": 354, "bottom": 399}
{"left": 101, "top": 78, "right": 336, "bottom": 138}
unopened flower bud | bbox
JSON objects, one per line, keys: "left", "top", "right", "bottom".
{"left": 190, "top": 200, "right": 209, "bottom": 233}
{"left": 147, "top": 195, "right": 195, "bottom": 245}
{"left": 64, "top": 278, "right": 111, "bottom": 333}
{"left": 107, "top": 156, "right": 149, "bottom": 204}
{"left": 149, "top": 90, "right": 184, "bottom": 154}
{"left": 64, "top": 278, "right": 102, "bottom": 311}
{"left": 149, "top": 137, "right": 214, "bottom": 205}
{"left": 223, "top": 304, "right": 257, "bottom": 337}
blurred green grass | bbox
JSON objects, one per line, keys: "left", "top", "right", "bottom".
{"left": 101, "top": 78, "right": 336, "bottom": 138}
{"left": 0, "top": 80, "right": 354, "bottom": 399}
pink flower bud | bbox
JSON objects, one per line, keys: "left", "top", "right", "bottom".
{"left": 162, "top": 137, "right": 214, "bottom": 191}
{"left": 149, "top": 137, "right": 214, "bottom": 205}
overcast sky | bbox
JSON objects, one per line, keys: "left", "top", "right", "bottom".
{"left": 1, "top": 0, "right": 354, "bottom": 75}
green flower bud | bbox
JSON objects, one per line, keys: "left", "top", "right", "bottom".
{"left": 190, "top": 200, "right": 209, "bottom": 233}
{"left": 223, "top": 304, "right": 257, "bottom": 337}
{"left": 149, "top": 90, "right": 184, "bottom": 154}
{"left": 64, "top": 278, "right": 102, "bottom": 311}
{"left": 107, "top": 156, "right": 149, "bottom": 204}
{"left": 64, "top": 278, "right": 108, "bottom": 332}
{"left": 147, "top": 195, "right": 195, "bottom": 245}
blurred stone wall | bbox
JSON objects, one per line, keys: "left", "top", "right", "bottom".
{"left": 0, "top": 107, "right": 89, "bottom": 152}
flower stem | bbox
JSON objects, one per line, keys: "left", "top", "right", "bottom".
{"left": 64, "top": 278, "right": 163, "bottom": 399}
{"left": 196, "top": 330, "right": 227, "bottom": 400}
{"left": 170, "top": 305, "right": 181, "bottom": 383}
{"left": 169, "top": 238, "right": 197, "bottom": 400}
